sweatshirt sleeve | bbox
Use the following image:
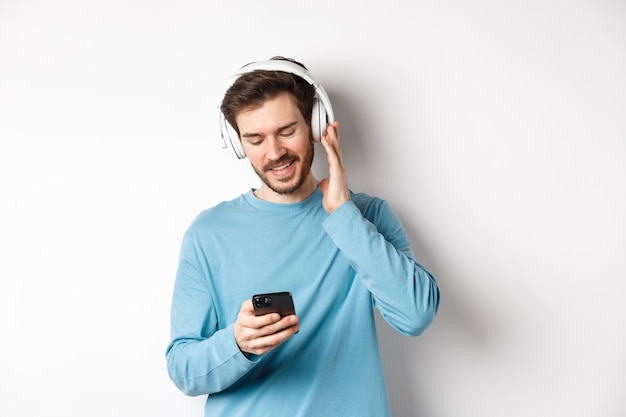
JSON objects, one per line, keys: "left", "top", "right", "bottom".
{"left": 165, "top": 232, "right": 258, "bottom": 397}
{"left": 322, "top": 199, "right": 440, "bottom": 336}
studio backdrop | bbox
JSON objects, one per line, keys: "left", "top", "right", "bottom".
{"left": 1, "top": 1, "right": 624, "bottom": 416}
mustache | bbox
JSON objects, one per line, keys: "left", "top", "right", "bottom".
{"left": 263, "top": 154, "right": 298, "bottom": 171}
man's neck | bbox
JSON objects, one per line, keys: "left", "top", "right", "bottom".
{"left": 253, "top": 175, "right": 319, "bottom": 204}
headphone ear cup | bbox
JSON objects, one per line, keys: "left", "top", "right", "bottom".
{"left": 310, "top": 97, "right": 326, "bottom": 142}
{"left": 220, "top": 111, "right": 246, "bottom": 159}
{"left": 221, "top": 59, "right": 334, "bottom": 153}
{"left": 226, "top": 121, "right": 246, "bottom": 159}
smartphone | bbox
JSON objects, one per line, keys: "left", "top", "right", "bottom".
{"left": 252, "top": 292, "right": 296, "bottom": 317}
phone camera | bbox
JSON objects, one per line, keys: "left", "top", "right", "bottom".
{"left": 254, "top": 297, "right": 272, "bottom": 308}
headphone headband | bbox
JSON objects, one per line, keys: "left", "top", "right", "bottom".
{"left": 234, "top": 60, "right": 316, "bottom": 85}
{"left": 218, "top": 59, "right": 334, "bottom": 159}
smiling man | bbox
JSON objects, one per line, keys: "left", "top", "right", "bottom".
{"left": 238, "top": 92, "right": 317, "bottom": 202}
{"left": 165, "top": 56, "right": 440, "bottom": 417}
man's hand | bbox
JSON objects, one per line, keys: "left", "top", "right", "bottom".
{"left": 234, "top": 300, "right": 300, "bottom": 357}
{"left": 319, "top": 121, "right": 350, "bottom": 214}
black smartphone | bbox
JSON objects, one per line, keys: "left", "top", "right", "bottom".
{"left": 252, "top": 292, "right": 296, "bottom": 317}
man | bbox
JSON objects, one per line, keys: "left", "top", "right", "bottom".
{"left": 166, "top": 56, "right": 440, "bottom": 416}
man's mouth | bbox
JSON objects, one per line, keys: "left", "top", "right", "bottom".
{"left": 270, "top": 161, "right": 293, "bottom": 171}
{"left": 266, "top": 157, "right": 297, "bottom": 172}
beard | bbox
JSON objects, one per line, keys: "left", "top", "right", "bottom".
{"left": 252, "top": 141, "right": 314, "bottom": 195}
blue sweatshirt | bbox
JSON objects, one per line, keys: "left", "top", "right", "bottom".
{"left": 166, "top": 187, "right": 440, "bottom": 416}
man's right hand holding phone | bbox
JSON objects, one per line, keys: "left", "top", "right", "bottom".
{"left": 234, "top": 300, "right": 300, "bottom": 357}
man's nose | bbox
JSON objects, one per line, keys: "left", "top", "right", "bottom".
{"left": 266, "top": 137, "right": 286, "bottom": 160}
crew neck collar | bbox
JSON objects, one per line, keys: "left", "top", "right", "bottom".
{"left": 243, "top": 186, "right": 323, "bottom": 213}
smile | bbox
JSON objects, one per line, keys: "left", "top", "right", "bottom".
{"left": 270, "top": 161, "right": 294, "bottom": 171}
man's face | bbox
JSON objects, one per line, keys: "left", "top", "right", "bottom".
{"left": 236, "top": 92, "right": 314, "bottom": 201}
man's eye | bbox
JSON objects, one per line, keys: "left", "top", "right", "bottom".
{"left": 280, "top": 130, "right": 295, "bottom": 137}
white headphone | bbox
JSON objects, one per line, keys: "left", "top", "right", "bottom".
{"left": 218, "top": 59, "right": 335, "bottom": 159}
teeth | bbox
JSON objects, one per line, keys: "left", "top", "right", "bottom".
{"left": 271, "top": 161, "right": 292, "bottom": 171}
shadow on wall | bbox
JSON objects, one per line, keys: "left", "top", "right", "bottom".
{"left": 311, "top": 88, "right": 373, "bottom": 193}
{"left": 376, "top": 225, "right": 493, "bottom": 416}
{"left": 318, "top": 84, "right": 492, "bottom": 415}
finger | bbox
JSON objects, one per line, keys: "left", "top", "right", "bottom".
{"left": 238, "top": 300, "right": 281, "bottom": 329}
{"left": 240, "top": 299, "right": 254, "bottom": 313}
{"left": 257, "top": 315, "right": 298, "bottom": 336}
{"left": 322, "top": 123, "right": 344, "bottom": 165}
{"left": 248, "top": 318, "right": 300, "bottom": 353}
{"left": 321, "top": 132, "right": 342, "bottom": 166}
{"left": 319, "top": 178, "right": 329, "bottom": 195}
{"left": 249, "top": 313, "right": 282, "bottom": 330}
{"left": 323, "top": 121, "right": 339, "bottom": 139}
{"left": 235, "top": 313, "right": 286, "bottom": 351}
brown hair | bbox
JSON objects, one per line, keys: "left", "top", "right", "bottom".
{"left": 220, "top": 57, "right": 316, "bottom": 136}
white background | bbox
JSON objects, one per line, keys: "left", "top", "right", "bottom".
{"left": 1, "top": 1, "right": 624, "bottom": 416}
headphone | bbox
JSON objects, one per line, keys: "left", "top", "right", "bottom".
{"left": 218, "top": 59, "right": 335, "bottom": 159}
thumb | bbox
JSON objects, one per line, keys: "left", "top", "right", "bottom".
{"left": 319, "top": 178, "right": 329, "bottom": 196}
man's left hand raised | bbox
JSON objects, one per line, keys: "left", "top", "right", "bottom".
{"left": 319, "top": 121, "right": 350, "bottom": 214}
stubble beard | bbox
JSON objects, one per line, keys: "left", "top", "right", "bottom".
{"left": 253, "top": 142, "right": 315, "bottom": 196}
